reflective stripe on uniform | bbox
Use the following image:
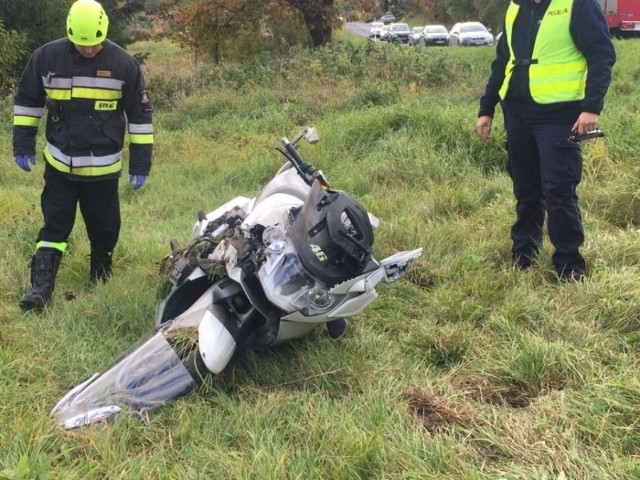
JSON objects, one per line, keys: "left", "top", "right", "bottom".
{"left": 44, "top": 143, "right": 122, "bottom": 176}
{"left": 73, "top": 76, "right": 125, "bottom": 90}
{"left": 14, "top": 106, "right": 44, "bottom": 116}
{"left": 42, "top": 75, "right": 124, "bottom": 101}
{"left": 128, "top": 123, "right": 154, "bottom": 134}
{"left": 36, "top": 240, "right": 68, "bottom": 253}
{"left": 128, "top": 123, "right": 154, "bottom": 145}
{"left": 13, "top": 105, "right": 44, "bottom": 127}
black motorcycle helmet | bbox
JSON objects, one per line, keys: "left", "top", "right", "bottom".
{"left": 287, "top": 180, "right": 374, "bottom": 287}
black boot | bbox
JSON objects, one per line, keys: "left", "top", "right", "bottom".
{"left": 20, "top": 249, "right": 62, "bottom": 311}
{"left": 89, "top": 253, "right": 113, "bottom": 286}
{"left": 326, "top": 318, "right": 348, "bottom": 339}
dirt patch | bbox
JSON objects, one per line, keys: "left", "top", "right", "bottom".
{"left": 451, "top": 374, "right": 536, "bottom": 409}
{"left": 405, "top": 386, "right": 467, "bottom": 435}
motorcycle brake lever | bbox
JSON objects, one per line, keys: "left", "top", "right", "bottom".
{"left": 568, "top": 128, "right": 605, "bottom": 143}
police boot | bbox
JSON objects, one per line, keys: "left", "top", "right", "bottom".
{"left": 19, "top": 249, "right": 62, "bottom": 311}
{"left": 89, "top": 253, "right": 113, "bottom": 286}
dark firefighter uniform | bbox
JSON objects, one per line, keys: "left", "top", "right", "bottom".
{"left": 13, "top": 37, "right": 153, "bottom": 276}
{"left": 478, "top": 0, "right": 615, "bottom": 279}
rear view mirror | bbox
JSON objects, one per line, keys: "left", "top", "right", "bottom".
{"left": 290, "top": 126, "right": 320, "bottom": 146}
{"left": 304, "top": 127, "right": 319, "bottom": 144}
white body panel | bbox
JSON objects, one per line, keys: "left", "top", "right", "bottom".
{"left": 198, "top": 309, "right": 237, "bottom": 374}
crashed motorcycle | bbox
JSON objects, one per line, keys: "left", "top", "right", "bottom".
{"left": 51, "top": 127, "right": 422, "bottom": 429}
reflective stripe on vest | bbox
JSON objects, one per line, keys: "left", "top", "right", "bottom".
{"left": 499, "top": 0, "right": 586, "bottom": 104}
{"left": 44, "top": 143, "right": 122, "bottom": 176}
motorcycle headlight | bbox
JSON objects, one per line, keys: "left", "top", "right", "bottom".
{"left": 307, "top": 287, "right": 335, "bottom": 312}
{"left": 263, "top": 225, "right": 287, "bottom": 255}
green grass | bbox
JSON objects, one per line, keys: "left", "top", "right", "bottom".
{"left": 1, "top": 38, "right": 639, "bottom": 479}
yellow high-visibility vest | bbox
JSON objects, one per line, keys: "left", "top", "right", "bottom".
{"left": 499, "top": 0, "right": 586, "bottom": 104}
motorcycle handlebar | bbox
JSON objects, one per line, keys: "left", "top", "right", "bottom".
{"left": 280, "top": 137, "right": 321, "bottom": 187}
{"left": 282, "top": 138, "right": 315, "bottom": 173}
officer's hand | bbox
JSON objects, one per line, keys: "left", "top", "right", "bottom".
{"left": 15, "top": 154, "right": 36, "bottom": 172}
{"left": 572, "top": 112, "right": 599, "bottom": 135}
{"left": 129, "top": 174, "right": 147, "bottom": 191}
{"left": 476, "top": 116, "right": 493, "bottom": 142}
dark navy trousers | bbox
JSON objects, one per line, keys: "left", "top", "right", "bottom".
{"left": 505, "top": 114, "right": 585, "bottom": 274}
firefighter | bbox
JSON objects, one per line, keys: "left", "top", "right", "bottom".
{"left": 13, "top": 0, "right": 153, "bottom": 310}
{"left": 475, "top": 0, "right": 615, "bottom": 281}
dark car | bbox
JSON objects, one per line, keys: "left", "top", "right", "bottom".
{"left": 423, "top": 24, "right": 450, "bottom": 46}
{"left": 388, "top": 23, "right": 411, "bottom": 43}
{"left": 380, "top": 13, "right": 396, "bottom": 24}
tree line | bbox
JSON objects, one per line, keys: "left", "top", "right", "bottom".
{"left": 0, "top": 0, "right": 508, "bottom": 94}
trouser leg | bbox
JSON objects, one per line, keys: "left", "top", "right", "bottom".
{"left": 37, "top": 165, "right": 79, "bottom": 250}
{"left": 79, "top": 178, "right": 120, "bottom": 283}
{"left": 534, "top": 123, "right": 585, "bottom": 276}
{"left": 505, "top": 114, "right": 545, "bottom": 263}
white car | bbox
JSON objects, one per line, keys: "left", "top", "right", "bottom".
{"left": 369, "top": 21, "right": 384, "bottom": 39}
{"left": 408, "top": 26, "right": 424, "bottom": 46}
{"left": 449, "top": 21, "right": 494, "bottom": 46}
{"left": 379, "top": 25, "right": 391, "bottom": 42}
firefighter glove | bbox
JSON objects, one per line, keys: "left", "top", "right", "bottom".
{"left": 15, "top": 154, "right": 36, "bottom": 172}
{"left": 129, "top": 174, "right": 147, "bottom": 191}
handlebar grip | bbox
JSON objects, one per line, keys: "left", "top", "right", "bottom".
{"left": 283, "top": 140, "right": 316, "bottom": 174}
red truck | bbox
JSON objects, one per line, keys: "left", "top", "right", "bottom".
{"left": 597, "top": 0, "right": 640, "bottom": 36}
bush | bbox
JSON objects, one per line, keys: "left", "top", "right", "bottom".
{"left": 0, "top": 21, "right": 27, "bottom": 96}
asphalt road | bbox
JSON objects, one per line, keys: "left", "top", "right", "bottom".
{"left": 344, "top": 22, "right": 372, "bottom": 39}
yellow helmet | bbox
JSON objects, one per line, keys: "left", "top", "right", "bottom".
{"left": 66, "top": 0, "right": 109, "bottom": 46}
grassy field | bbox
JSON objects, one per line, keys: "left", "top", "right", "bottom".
{"left": 1, "top": 35, "right": 639, "bottom": 479}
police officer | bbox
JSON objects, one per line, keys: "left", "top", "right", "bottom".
{"left": 13, "top": 0, "right": 153, "bottom": 310}
{"left": 476, "top": 0, "right": 615, "bottom": 281}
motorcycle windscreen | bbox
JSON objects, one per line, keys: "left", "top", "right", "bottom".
{"left": 51, "top": 330, "right": 197, "bottom": 429}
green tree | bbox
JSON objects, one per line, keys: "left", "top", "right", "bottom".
{"left": 285, "top": 0, "right": 337, "bottom": 46}
{"left": 0, "top": 0, "right": 146, "bottom": 85}
{"left": 0, "top": 19, "right": 27, "bottom": 96}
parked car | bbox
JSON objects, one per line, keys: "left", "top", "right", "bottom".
{"left": 449, "top": 21, "right": 494, "bottom": 46}
{"left": 369, "top": 21, "right": 384, "bottom": 39}
{"left": 388, "top": 23, "right": 411, "bottom": 43}
{"left": 379, "top": 25, "right": 391, "bottom": 42}
{"left": 423, "top": 24, "right": 450, "bottom": 46}
{"left": 380, "top": 13, "right": 396, "bottom": 24}
{"left": 408, "top": 26, "right": 424, "bottom": 46}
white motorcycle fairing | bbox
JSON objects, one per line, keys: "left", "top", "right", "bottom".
{"left": 50, "top": 127, "right": 423, "bottom": 430}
